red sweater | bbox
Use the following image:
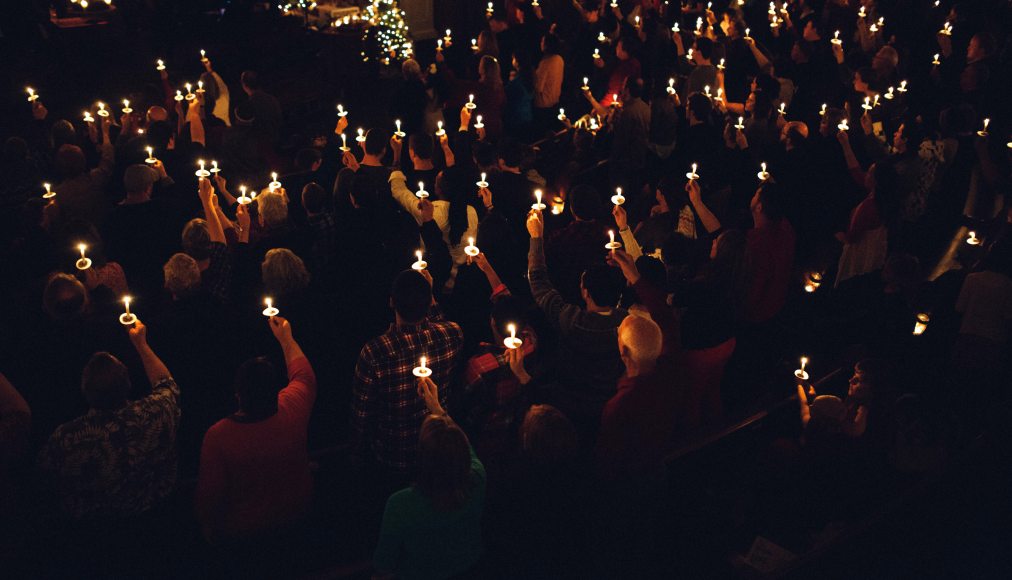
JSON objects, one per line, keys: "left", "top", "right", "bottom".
{"left": 196, "top": 357, "right": 317, "bottom": 541}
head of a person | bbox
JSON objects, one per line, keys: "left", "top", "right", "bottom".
{"left": 401, "top": 58, "right": 422, "bottom": 81}
{"left": 621, "top": 76, "right": 645, "bottom": 103}
{"left": 541, "top": 33, "right": 561, "bottom": 56}
{"left": 892, "top": 120, "right": 924, "bottom": 155}
{"left": 781, "top": 120, "right": 809, "bottom": 148}
{"left": 409, "top": 133, "right": 434, "bottom": 164}
{"left": 257, "top": 190, "right": 289, "bottom": 228}
{"left": 294, "top": 148, "right": 323, "bottom": 172}
{"left": 146, "top": 105, "right": 169, "bottom": 126}
{"left": 234, "top": 357, "right": 284, "bottom": 419}
{"left": 301, "top": 182, "right": 328, "bottom": 215}
{"left": 145, "top": 120, "right": 174, "bottom": 151}
{"left": 686, "top": 92, "right": 713, "bottom": 123}
{"left": 50, "top": 120, "right": 78, "bottom": 152}
{"left": 391, "top": 270, "right": 432, "bottom": 324}
{"left": 709, "top": 229, "right": 747, "bottom": 268}
{"left": 240, "top": 70, "right": 261, "bottom": 95}
{"left": 655, "top": 175, "right": 687, "bottom": 213}
{"left": 662, "top": 231, "right": 698, "bottom": 276}
{"left": 617, "top": 34, "right": 640, "bottom": 61}
{"left": 163, "top": 253, "right": 202, "bottom": 299}
{"left": 478, "top": 29, "right": 500, "bottom": 56}
{"left": 568, "top": 184, "right": 601, "bottom": 221}
{"left": 82, "top": 352, "right": 131, "bottom": 411}
{"left": 415, "top": 414, "right": 472, "bottom": 511}
{"left": 872, "top": 45, "right": 899, "bottom": 75}
{"left": 181, "top": 218, "right": 211, "bottom": 261}
{"left": 882, "top": 252, "right": 921, "bottom": 293}
{"left": 693, "top": 37, "right": 714, "bottom": 63}
{"left": 790, "top": 39, "right": 815, "bottom": 64}
{"left": 520, "top": 404, "right": 578, "bottom": 467}
{"left": 123, "top": 164, "right": 158, "bottom": 199}
{"left": 490, "top": 294, "right": 526, "bottom": 341}
{"left": 580, "top": 264, "right": 625, "bottom": 310}
{"left": 262, "top": 248, "right": 311, "bottom": 297}
{"left": 849, "top": 358, "right": 892, "bottom": 401}
{"left": 497, "top": 140, "right": 524, "bottom": 170}
{"left": 752, "top": 72, "right": 782, "bottom": 102}
{"left": 478, "top": 54, "right": 502, "bottom": 85}
{"left": 801, "top": 16, "right": 823, "bottom": 41}
{"left": 617, "top": 314, "right": 663, "bottom": 371}
{"left": 55, "top": 145, "right": 87, "bottom": 179}
{"left": 364, "top": 128, "right": 389, "bottom": 158}
{"left": 43, "top": 273, "right": 89, "bottom": 321}
{"left": 473, "top": 140, "right": 497, "bottom": 171}
{"left": 967, "top": 32, "right": 995, "bottom": 63}
{"left": 853, "top": 66, "right": 876, "bottom": 93}
{"left": 64, "top": 219, "right": 108, "bottom": 267}
{"left": 750, "top": 182, "right": 786, "bottom": 224}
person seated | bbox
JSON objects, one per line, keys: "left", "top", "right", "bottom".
{"left": 526, "top": 210, "right": 627, "bottom": 440}
{"left": 195, "top": 316, "right": 316, "bottom": 543}
{"left": 37, "top": 320, "right": 180, "bottom": 519}
{"left": 352, "top": 269, "right": 464, "bottom": 479}
{"left": 373, "top": 377, "right": 485, "bottom": 580}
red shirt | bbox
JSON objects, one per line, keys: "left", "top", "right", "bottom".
{"left": 196, "top": 356, "right": 316, "bottom": 541}
{"left": 745, "top": 219, "right": 796, "bottom": 323}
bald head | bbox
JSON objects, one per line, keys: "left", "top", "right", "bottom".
{"left": 146, "top": 106, "right": 168, "bottom": 124}
{"left": 618, "top": 314, "right": 663, "bottom": 370}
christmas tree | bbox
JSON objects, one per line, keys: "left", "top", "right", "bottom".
{"left": 362, "top": 0, "right": 414, "bottom": 65}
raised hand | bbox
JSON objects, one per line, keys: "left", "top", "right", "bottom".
{"left": 526, "top": 210, "right": 544, "bottom": 238}
{"left": 416, "top": 376, "right": 446, "bottom": 416}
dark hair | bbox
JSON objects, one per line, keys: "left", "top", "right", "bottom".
{"left": 146, "top": 121, "right": 173, "bottom": 151}
{"left": 82, "top": 352, "right": 131, "bottom": 411}
{"left": 898, "top": 119, "right": 925, "bottom": 154}
{"left": 693, "top": 36, "right": 714, "bottom": 60}
{"left": 541, "top": 34, "right": 561, "bottom": 56}
{"left": 656, "top": 175, "right": 687, "bottom": 210}
{"left": 582, "top": 264, "right": 625, "bottom": 307}
{"left": 295, "top": 148, "right": 322, "bottom": 170}
{"left": 753, "top": 73, "right": 781, "bottom": 101}
{"left": 302, "top": 182, "right": 328, "bottom": 214}
{"left": 409, "top": 133, "right": 434, "bottom": 160}
{"left": 415, "top": 415, "right": 472, "bottom": 511}
{"left": 392, "top": 270, "right": 432, "bottom": 323}
{"left": 497, "top": 140, "right": 523, "bottom": 168}
{"left": 756, "top": 182, "right": 786, "bottom": 222}
{"left": 687, "top": 92, "right": 713, "bottom": 121}
{"left": 364, "top": 128, "right": 389, "bottom": 156}
{"left": 181, "top": 218, "right": 211, "bottom": 261}
{"left": 513, "top": 49, "right": 536, "bottom": 91}
{"left": 618, "top": 33, "right": 641, "bottom": 59}
{"left": 490, "top": 294, "right": 526, "bottom": 338}
{"left": 753, "top": 91, "right": 775, "bottom": 120}
{"left": 64, "top": 219, "right": 109, "bottom": 268}
{"left": 240, "top": 70, "right": 261, "bottom": 90}
{"left": 568, "top": 185, "right": 601, "bottom": 220}
{"left": 43, "top": 273, "right": 89, "bottom": 321}
{"left": 472, "top": 140, "right": 497, "bottom": 168}
{"left": 437, "top": 166, "right": 472, "bottom": 246}
{"left": 972, "top": 32, "right": 996, "bottom": 57}
{"left": 661, "top": 232, "right": 697, "bottom": 270}
{"left": 636, "top": 255, "right": 667, "bottom": 290}
{"left": 625, "top": 76, "right": 644, "bottom": 100}
{"left": 234, "top": 357, "right": 283, "bottom": 419}
{"left": 521, "top": 404, "right": 578, "bottom": 467}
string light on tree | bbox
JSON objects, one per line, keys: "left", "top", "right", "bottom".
{"left": 362, "top": 0, "right": 413, "bottom": 64}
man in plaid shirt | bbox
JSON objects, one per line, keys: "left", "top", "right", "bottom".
{"left": 352, "top": 269, "right": 464, "bottom": 475}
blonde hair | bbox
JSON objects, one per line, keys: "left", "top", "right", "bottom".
{"left": 257, "top": 190, "right": 288, "bottom": 227}
{"left": 262, "top": 248, "right": 310, "bottom": 296}
{"left": 618, "top": 314, "right": 663, "bottom": 365}
{"left": 163, "top": 253, "right": 201, "bottom": 297}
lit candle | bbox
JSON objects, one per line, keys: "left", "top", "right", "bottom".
{"left": 819, "top": 103, "right": 827, "bottom": 115}
{"left": 686, "top": 162, "right": 699, "bottom": 181}
{"left": 838, "top": 119, "right": 850, "bottom": 132}
{"left": 593, "top": 48, "right": 601, "bottom": 60}
{"left": 486, "top": 2, "right": 493, "bottom": 15}
{"left": 210, "top": 160, "right": 220, "bottom": 174}
{"left": 435, "top": 120, "right": 445, "bottom": 137}
{"left": 26, "top": 87, "right": 38, "bottom": 102}
{"left": 717, "top": 58, "right": 726, "bottom": 71}
{"left": 336, "top": 103, "right": 347, "bottom": 117}
{"left": 474, "top": 115, "right": 484, "bottom": 129}
{"left": 557, "top": 108, "right": 567, "bottom": 121}
{"left": 966, "top": 230, "right": 981, "bottom": 246}
{"left": 471, "top": 38, "right": 478, "bottom": 52}
{"left": 411, "top": 249, "right": 427, "bottom": 271}
{"left": 444, "top": 29, "right": 452, "bottom": 45}
{"left": 339, "top": 133, "right": 349, "bottom": 151}
{"left": 862, "top": 96, "right": 872, "bottom": 111}
{"left": 912, "top": 313, "right": 929, "bottom": 335}
{"left": 76, "top": 243, "right": 92, "bottom": 271}
{"left": 872, "top": 94, "right": 880, "bottom": 108}
{"left": 237, "top": 185, "right": 252, "bottom": 205}
{"left": 598, "top": 31, "right": 608, "bottom": 43}
{"left": 465, "top": 93, "right": 476, "bottom": 110}
{"left": 42, "top": 182, "right": 55, "bottom": 199}
{"left": 884, "top": 87, "right": 895, "bottom": 100}
{"left": 196, "top": 80, "right": 204, "bottom": 94}
{"left": 413, "top": 355, "right": 432, "bottom": 378}
{"left": 436, "top": 39, "right": 443, "bottom": 52}
{"left": 667, "top": 78, "right": 676, "bottom": 95}
{"left": 939, "top": 21, "right": 952, "bottom": 36}
{"left": 504, "top": 323, "right": 523, "bottom": 349}
{"left": 122, "top": 99, "right": 132, "bottom": 114}
{"left": 464, "top": 236, "right": 480, "bottom": 257}
{"left": 145, "top": 146, "right": 156, "bottom": 164}
{"left": 532, "top": 189, "right": 546, "bottom": 211}
{"left": 551, "top": 196, "right": 565, "bottom": 215}
{"left": 416, "top": 181, "right": 428, "bottom": 199}
{"left": 794, "top": 357, "right": 809, "bottom": 381}
{"left": 83, "top": 111, "right": 95, "bottom": 123}
{"left": 174, "top": 90, "right": 184, "bottom": 102}
{"left": 96, "top": 102, "right": 109, "bottom": 117}
{"left": 744, "top": 27, "right": 751, "bottom": 40}
{"left": 119, "top": 296, "right": 137, "bottom": 326}
{"left": 831, "top": 30, "right": 842, "bottom": 45}
{"left": 757, "top": 162, "right": 770, "bottom": 181}
{"left": 735, "top": 116, "right": 745, "bottom": 130}
{"left": 156, "top": 59, "right": 166, "bottom": 71}
{"left": 977, "top": 118, "right": 990, "bottom": 137}
{"left": 195, "top": 159, "right": 210, "bottom": 179}
{"left": 671, "top": 23, "right": 680, "bottom": 33}
{"left": 611, "top": 187, "right": 625, "bottom": 206}
{"left": 581, "top": 76, "right": 590, "bottom": 90}
{"left": 634, "top": 15, "right": 641, "bottom": 29}
{"left": 269, "top": 172, "right": 282, "bottom": 191}
{"left": 184, "top": 83, "right": 194, "bottom": 100}
{"left": 777, "top": 102, "right": 787, "bottom": 117}
{"left": 897, "top": 80, "right": 908, "bottom": 93}
{"left": 932, "top": 53, "right": 941, "bottom": 66}
{"left": 695, "top": 17, "right": 703, "bottom": 35}
{"left": 394, "top": 119, "right": 405, "bottom": 137}
{"left": 200, "top": 49, "right": 208, "bottom": 63}
{"left": 476, "top": 172, "right": 489, "bottom": 189}
{"left": 715, "top": 88, "right": 724, "bottom": 102}
{"left": 686, "top": 48, "right": 694, "bottom": 61}
{"left": 605, "top": 229, "right": 622, "bottom": 251}
{"left": 262, "top": 297, "right": 279, "bottom": 318}
{"left": 356, "top": 127, "right": 366, "bottom": 143}
{"left": 858, "top": 5, "right": 866, "bottom": 18}
{"left": 704, "top": 85, "right": 712, "bottom": 98}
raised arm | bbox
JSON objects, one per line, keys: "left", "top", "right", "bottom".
{"left": 127, "top": 320, "right": 171, "bottom": 386}
{"left": 612, "top": 205, "right": 642, "bottom": 259}
{"left": 198, "top": 177, "right": 226, "bottom": 244}
{"left": 526, "top": 211, "right": 573, "bottom": 328}
{"left": 388, "top": 171, "right": 424, "bottom": 222}
{"left": 686, "top": 179, "right": 722, "bottom": 234}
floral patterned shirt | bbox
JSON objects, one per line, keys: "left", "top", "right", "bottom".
{"left": 38, "top": 377, "right": 180, "bottom": 519}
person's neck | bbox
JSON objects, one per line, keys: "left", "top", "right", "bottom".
{"left": 625, "top": 360, "right": 656, "bottom": 379}
{"left": 394, "top": 313, "right": 424, "bottom": 327}
{"left": 753, "top": 213, "right": 772, "bottom": 229}
{"left": 413, "top": 159, "right": 434, "bottom": 170}
{"left": 584, "top": 300, "right": 612, "bottom": 314}
{"left": 363, "top": 154, "right": 384, "bottom": 167}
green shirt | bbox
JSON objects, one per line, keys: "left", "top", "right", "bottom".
{"left": 373, "top": 447, "right": 486, "bottom": 579}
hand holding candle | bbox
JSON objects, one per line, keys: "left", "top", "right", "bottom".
{"left": 503, "top": 323, "right": 523, "bottom": 349}
{"left": 605, "top": 229, "right": 622, "bottom": 251}
{"left": 531, "top": 189, "right": 546, "bottom": 211}
{"left": 464, "top": 236, "right": 479, "bottom": 258}
{"left": 415, "top": 181, "right": 429, "bottom": 199}
{"left": 465, "top": 94, "right": 476, "bottom": 110}
{"left": 119, "top": 295, "right": 138, "bottom": 326}
{"left": 413, "top": 355, "right": 432, "bottom": 378}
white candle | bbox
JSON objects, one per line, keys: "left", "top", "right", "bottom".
{"left": 437, "top": 39, "right": 443, "bottom": 51}
{"left": 605, "top": 229, "right": 622, "bottom": 251}
{"left": 337, "top": 104, "right": 347, "bottom": 117}
{"left": 593, "top": 48, "right": 601, "bottom": 60}
{"left": 435, "top": 120, "right": 445, "bottom": 136}
{"left": 356, "top": 127, "right": 366, "bottom": 142}
{"left": 238, "top": 185, "right": 251, "bottom": 205}
{"left": 838, "top": 119, "right": 850, "bottom": 131}
{"left": 686, "top": 162, "right": 699, "bottom": 180}
{"left": 96, "top": 102, "right": 108, "bottom": 117}
{"left": 831, "top": 30, "right": 842, "bottom": 45}
{"left": 582, "top": 77, "right": 589, "bottom": 90}
{"left": 667, "top": 78, "right": 676, "bottom": 95}
{"left": 532, "top": 189, "right": 545, "bottom": 210}
{"left": 558, "top": 108, "right": 566, "bottom": 121}
{"left": 778, "top": 102, "right": 787, "bottom": 116}
{"left": 120, "top": 296, "right": 137, "bottom": 326}
{"left": 819, "top": 103, "right": 827, "bottom": 115}
{"left": 794, "top": 356, "right": 809, "bottom": 380}
{"left": 978, "top": 118, "right": 990, "bottom": 136}
{"left": 76, "top": 243, "right": 92, "bottom": 271}
{"left": 395, "top": 119, "right": 403, "bottom": 135}
{"left": 758, "top": 162, "right": 770, "bottom": 181}
{"left": 477, "top": 172, "right": 488, "bottom": 188}
{"left": 735, "top": 116, "right": 745, "bottom": 129}
{"left": 471, "top": 38, "right": 478, "bottom": 52}
{"left": 26, "top": 87, "right": 38, "bottom": 102}
{"left": 262, "top": 297, "right": 279, "bottom": 317}
{"left": 465, "top": 236, "right": 479, "bottom": 257}
{"left": 718, "top": 58, "right": 725, "bottom": 70}
{"left": 200, "top": 49, "right": 208, "bottom": 62}
{"left": 474, "top": 115, "right": 484, "bottom": 129}
{"left": 611, "top": 187, "right": 625, "bottom": 206}
{"left": 897, "top": 80, "right": 908, "bottom": 93}
{"left": 122, "top": 99, "right": 132, "bottom": 114}
{"left": 609, "top": 230, "right": 615, "bottom": 244}
{"left": 744, "top": 27, "right": 751, "bottom": 39}
{"left": 913, "top": 313, "right": 929, "bottom": 335}
{"left": 42, "top": 182, "right": 55, "bottom": 199}
{"left": 340, "top": 133, "right": 348, "bottom": 150}
{"left": 83, "top": 111, "right": 95, "bottom": 123}
{"left": 862, "top": 96, "right": 872, "bottom": 110}
{"left": 466, "top": 94, "right": 476, "bottom": 110}
{"left": 416, "top": 181, "right": 428, "bottom": 199}
{"left": 504, "top": 323, "right": 522, "bottom": 349}
{"left": 156, "top": 59, "right": 166, "bottom": 71}
{"left": 196, "top": 80, "right": 204, "bottom": 93}
{"left": 413, "top": 355, "right": 432, "bottom": 378}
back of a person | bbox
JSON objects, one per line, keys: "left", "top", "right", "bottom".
{"left": 555, "top": 309, "right": 627, "bottom": 419}
{"left": 383, "top": 475, "right": 485, "bottom": 580}
{"left": 43, "top": 408, "right": 178, "bottom": 519}
{"left": 203, "top": 412, "right": 313, "bottom": 537}
{"left": 746, "top": 218, "right": 796, "bottom": 323}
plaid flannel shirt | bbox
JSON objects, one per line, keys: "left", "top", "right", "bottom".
{"left": 352, "top": 305, "right": 463, "bottom": 473}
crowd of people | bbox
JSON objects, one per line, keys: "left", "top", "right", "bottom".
{"left": 1, "top": 0, "right": 1011, "bottom": 578}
